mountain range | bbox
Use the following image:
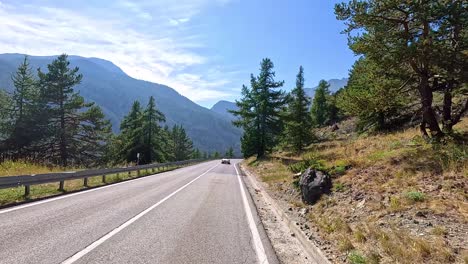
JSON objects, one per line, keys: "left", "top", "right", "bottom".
{"left": 209, "top": 78, "right": 349, "bottom": 117}
{"left": 210, "top": 100, "right": 238, "bottom": 120}
{"left": 304, "top": 78, "right": 348, "bottom": 99}
{"left": 0, "top": 54, "right": 242, "bottom": 155}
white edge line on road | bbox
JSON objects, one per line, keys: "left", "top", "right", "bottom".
{"left": 235, "top": 164, "right": 269, "bottom": 264}
{"left": 0, "top": 162, "right": 211, "bottom": 215}
{"left": 61, "top": 163, "right": 219, "bottom": 264}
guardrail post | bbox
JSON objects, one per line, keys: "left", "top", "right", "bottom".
{"left": 152, "top": 167, "right": 155, "bottom": 173}
{"left": 84, "top": 177, "right": 88, "bottom": 187}
{"left": 24, "top": 185, "right": 30, "bottom": 197}
{"left": 137, "top": 170, "right": 141, "bottom": 177}
{"left": 59, "top": 181, "right": 65, "bottom": 191}
{"left": 102, "top": 175, "right": 106, "bottom": 183}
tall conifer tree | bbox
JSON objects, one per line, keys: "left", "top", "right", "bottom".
{"left": 119, "top": 101, "right": 144, "bottom": 164}
{"left": 38, "top": 54, "right": 111, "bottom": 166}
{"left": 170, "top": 124, "right": 193, "bottom": 161}
{"left": 283, "top": 66, "right": 314, "bottom": 151}
{"left": 310, "top": 80, "right": 331, "bottom": 127}
{"left": 1, "top": 56, "right": 42, "bottom": 157}
{"left": 142, "top": 96, "right": 166, "bottom": 163}
{"left": 231, "top": 58, "right": 286, "bottom": 157}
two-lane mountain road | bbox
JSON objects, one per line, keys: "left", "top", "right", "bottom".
{"left": 0, "top": 160, "right": 279, "bottom": 264}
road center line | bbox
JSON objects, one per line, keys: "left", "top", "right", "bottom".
{"left": 61, "top": 163, "right": 219, "bottom": 264}
{"left": 0, "top": 162, "right": 211, "bottom": 215}
{"left": 235, "top": 164, "right": 269, "bottom": 264}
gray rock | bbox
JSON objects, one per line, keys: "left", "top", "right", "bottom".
{"left": 299, "top": 168, "right": 331, "bottom": 204}
{"left": 298, "top": 208, "right": 309, "bottom": 217}
{"left": 356, "top": 199, "right": 366, "bottom": 209}
{"left": 415, "top": 211, "right": 427, "bottom": 218}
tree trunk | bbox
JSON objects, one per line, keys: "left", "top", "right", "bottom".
{"left": 59, "top": 92, "right": 67, "bottom": 167}
{"left": 442, "top": 81, "right": 453, "bottom": 133}
{"left": 378, "top": 112, "right": 385, "bottom": 130}
{"left": 418, "top": 76, "right": 443, "bottom": 138}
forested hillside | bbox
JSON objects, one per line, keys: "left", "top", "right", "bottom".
{"left": 0, "top": 55, "right": 214, "bottom": 167}
{"left": 0, "top": 54, "right": 241, "bottom": 155}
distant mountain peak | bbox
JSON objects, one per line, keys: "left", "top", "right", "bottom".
{"left": 0, "top": 53, "right": 126, "bottom": 76}
{"left": 86, "top": 57, "right": 125, "bottom": 75}
{"left": 304, "top": 78, "right": 348, "bottom": 98}
{"left": 211, "top": 100, "right": 237, "bottom": 120}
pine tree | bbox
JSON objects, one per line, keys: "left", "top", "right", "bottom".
{"left": 337, "top": 57, "right": 413, "bottom": 131}
{"left": 141, "top": 96, "right": 166, "bottom": 164}
{"left": 163, "top": 125, "right": 174, "bottom": 161}
{"left": 0, "top": 55, "right": 110, "bottom": 165}
{"left": 310, "top": 80, "right": 330, "bottom": 127}
{"left": 227, "top": 146, "right": 234, "bottom": 158}
{"left": 37, "top": 54, "right": 111, "bottom": 166}
{"left": 170, "top": 125, "right": 193, "bottom": 161}
{"left": 75, "top": 104, "right": 112, "bottom": 166}
{"left": 1, "top": 56, "right": 42, "bottom": 157}
{"left": 231, "top": 58, "right": 286, "bottom": 157}
{"left": 192, "top": 148, "right": 201, "bottom": 159}
{"left": 283, "top": 66, "right": 314, "bottom": 152}
{"left": 118, "top": 101, "right": 144, "bottom": 164}
{"left": 335, "top": 0, "right": 467, "bottom": 137}
{"left": 232, "top": 84, "right": 259, "bottom": 157}
{"left": 327, "top": 92, "right": 341, "bottom": 125}
{"left": 0, "top": 90, "right": 11, "bottom": 143}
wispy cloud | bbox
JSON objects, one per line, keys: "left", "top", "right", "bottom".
{"left": 169, "top": 18, "right": 190, "bottom": 26}
{"left": 0, "top": 0, "right": 240, "bottom": 103}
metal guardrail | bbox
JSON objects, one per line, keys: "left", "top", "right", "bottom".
{"left": 0, "top": 159, "right": 206, "bottom": 196}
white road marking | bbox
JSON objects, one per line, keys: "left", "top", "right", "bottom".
{"left": 61, "top": 164, "right": 219, "bottom": 264}
{"left": 0, "top": 162, "right": 210, "bottom": 215}
{"left": 235, "top": 164, "right": 269, "bottom": 264}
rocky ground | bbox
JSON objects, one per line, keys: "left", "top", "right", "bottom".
{"left": 241, "top": 164, "right": 314, "bottom": 264}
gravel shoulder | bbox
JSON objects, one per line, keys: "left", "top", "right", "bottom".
{"left": 240, "top": 163, "right": 331, "bottom": 264}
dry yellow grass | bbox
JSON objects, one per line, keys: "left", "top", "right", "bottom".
{"left": 246, "top": 118, "right": 468, "bottom": 263}
{"left": 0, "top": 160, "right": 73, "bottom": 177}
{"left": 0, "top": 161, "right": 180, "bottom": 206}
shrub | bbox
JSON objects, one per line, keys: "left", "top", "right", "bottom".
{"left": 366, "top": 251, "right": 381, "bottom": 264}
{"left": 333, "top": 182, "right": 346, "bottom": 192}
{"left": 338, "top": 237, "right": 354, "bottom": 252}
{"left": 389, "top": 196, "right": 402, "bottom": 211}
{"left": 330, "top": 165, "right": 347, "bottom": 175}
{"left": 348, "top": 251, "right": 367, "bottom": 264}
{"left": 288, "top": 158, "right": 326, "bottom": 173}
{"left": 292, "top": 179, "right": 300, "bottom": 190}
{"left": 431, "top": 226, "right": 447, "bottom": 236}
{"left": 405, "top": 191, "right": 425, "bottom": 202}
{"left": 354, "top": 228, "right": 367, "bottom": 243}
{"left": 432, "top": 141, "right": 467, "bottom": 171}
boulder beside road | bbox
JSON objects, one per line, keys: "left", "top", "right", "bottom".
{"left": 299, "top": 168, "right": 331, "bottom": 204}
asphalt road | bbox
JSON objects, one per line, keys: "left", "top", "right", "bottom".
{"left": 0, "top": 160, "right": 279, "bottom": 264}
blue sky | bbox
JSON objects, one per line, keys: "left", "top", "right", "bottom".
{"left": 0, "top": 0, "right": 356, "bottom": 107}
